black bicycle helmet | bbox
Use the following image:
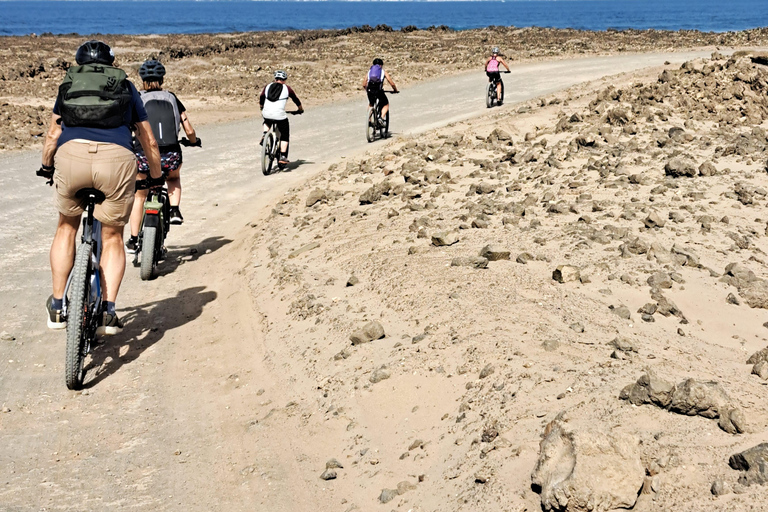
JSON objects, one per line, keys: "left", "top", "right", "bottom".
{"left": 139, "top": 59, "right": 166, "bottom": 82}
{"left": 373, "top": 58, "right": 383, "bottom": 66}
{"left": 75, "top": 40, "right": 115, "bottom": 66}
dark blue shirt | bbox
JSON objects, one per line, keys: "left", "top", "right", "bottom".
{"left": 53, "top": 80, "right": 148, "bottom": 152}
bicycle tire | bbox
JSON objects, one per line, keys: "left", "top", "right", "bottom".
{"left": 486, "top": 83, "right": 494, "bottom": 108}
{"left": 65, "top": 243, "right": 91, "bottom": 390}
{"left": 261, "top": 131, "right": 275, "bottom": 175}
{"left": 366, "top": 109, "right": 376, "bottom": 143}
{"left": 380, "top": 110, "right": 389, "bottom": 139}
{"left": 499, "top": 80, "right": 505, "bottom": 105}
{"left": 140, "top": 225, "right": 157, "bottom": 281}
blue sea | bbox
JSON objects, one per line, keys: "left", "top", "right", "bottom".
{"left": 1, "top": 0, "right": 767, "bottom": 36}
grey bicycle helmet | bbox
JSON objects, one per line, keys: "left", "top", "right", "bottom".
{"left": 274, "top": 70, "right": 288, "bottom": 80}
{"left": 492, "top": 47, "right": 500, "bottom": 54}
{"left": 75, "top": 40, "right": 115, "bottom": 65}
{"left": 139, "top": 59, "right": 166, "bottom": 82}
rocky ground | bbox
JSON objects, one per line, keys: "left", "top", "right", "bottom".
{"left": 3, "top": 26, "right": 768, "bottom": 151}
{"left": 243, "top": 51, "right": 768, "bottom": 511}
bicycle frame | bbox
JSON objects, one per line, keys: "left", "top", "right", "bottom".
{"left": 62, "top": 198, "right": 103, "bottom": 334}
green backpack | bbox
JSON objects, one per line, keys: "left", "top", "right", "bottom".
{"left": 58, "top": 64, "right": 133, "bottom": 129}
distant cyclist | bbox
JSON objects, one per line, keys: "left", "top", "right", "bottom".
{"left": 362, "top": 58, "right": 398, "bottom": 124}
{"left": 126, "top": 59, "right": 200, "bottom": 253}
{"left": 485, "top": 47, "right": 510, "bottom": 104}
{"left": 259, "top": 70, "right": 303, "bottom": 166}
{"left": 40, "top": 40, "right": 162, "bottom": 334}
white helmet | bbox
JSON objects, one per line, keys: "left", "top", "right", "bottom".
{"left": 492, "top": 47, "right": 500, "bottom": 54}
{"left": 274, "top": 70, "right": 287, "bottom": 80}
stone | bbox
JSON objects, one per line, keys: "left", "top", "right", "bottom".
{"left": 320, "top": 469, "right": 337, "bottom": 480}
{"left": 541, "top": 339, "right": 560, "bottom": 352}
{"left": 346, "top": 275, "right": 359, "bottom": 287}
{"left": 609, "top": 337, "right": 638, "bottom": 353}
{"left": 553, "top": 265, "right": 580, "bottom": 283}
{"left": 480, "top": 245, "right": 511, "bottom": 261}
{"left": 719, "top": 407, "right": 747, "bottom": 434}
{"left": 517, "top": 252, "right": 535, "bottom": 264}
{"left": 396, "top": 480, "right": 417, "bottom": 495}
{"left": 306, "top": 188, "right": 327, "bottom": 207}
{"left": 349, "top": 321, "right": 385, "bottom": 345}
{"left": 479, "top": 363, "right": 495, "bottom": 379}
{"left": 647, "top": 272, "right": 673, "bottom": 289}
{"left": 699, "top": 161, "right": 718, "bottom": 176}
{"left": 379, "top": 488, "right": 398, "bottom": 504}
{"left": 752, "top": 360, "right": 768, "bottom": 380}
{"left": 619, "top": 372, "right": 674, "bottom": 408}
{"left": 669, "top": 379, "right": 730, "bottom": 419}
{"left": 711, "top": 479, "right": 730, "bottom": 496}
{"left": 729, "top": 443, "right": 768, "bottom": 486}
{"left": 288, "top": 241, "right": 321, "bottom": 259}
{"left": 451, "top": 256, "right": 489, "bottom": 269}
{"left": 610, "top": 305, "right": 631, "bottom": 320}
{"left": 570, "top": 323, "right": 585, "bottom": 333}
{"left": 726, "top": 293, "right": 740, "bottom": 305}
{"left": 531, "top": 418, "right": 645, "bottom": 512}
{"left": 370, "top": 366, "right": 391, "bottom": 384}
{"left": 665, "top": 157, "right": 698, "bottom": 178}
{"left": 359, "top": 180, "right": 392, "bottom": 204}
{"left": 326, "top": 458, "right": 344, "bottom": 469}
{"left": 431, "top": 231, "right": 459, "bottom": 247}
{"left": 644, "top": 211, "right": 666, "bottom": 229}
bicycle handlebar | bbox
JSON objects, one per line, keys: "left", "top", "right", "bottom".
{"left": 288, "top": 110, "right": 304, "bottom": 115}
{"left": 180, "top": 137, "right": 202, "bottom": 147}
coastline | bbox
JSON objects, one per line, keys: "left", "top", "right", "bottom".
{"left": 2, "top": 25, "right": 768, "bottom": 151}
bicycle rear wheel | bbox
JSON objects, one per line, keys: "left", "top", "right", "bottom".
{"left": 140, "top": 225, "right": 157, "bottom": 281}
{"left": 486, "top": 83, "right": 494, "bottom": 108}
{"left": 261, "top": 131, "right": 276, "bottom": 175}
{"left": 65, "top": 243, "right": 91, "bottom": 390}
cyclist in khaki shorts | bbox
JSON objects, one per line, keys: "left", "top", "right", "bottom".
{"left": 39, "top": 40, "right": 162, "bottom": 334}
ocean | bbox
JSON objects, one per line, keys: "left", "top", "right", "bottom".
{"left": 1, "top": 0, "right": 767, "bottom": 36}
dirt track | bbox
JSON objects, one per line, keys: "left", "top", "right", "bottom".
{"left": 0, "top": 50, "right": 731, "bottom": 510}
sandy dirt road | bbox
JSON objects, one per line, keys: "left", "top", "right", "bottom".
{"left": 0, "top": 51, "right": 711, "bottom": 511}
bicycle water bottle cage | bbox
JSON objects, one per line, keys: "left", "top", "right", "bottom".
{"left": 74, "top": 188, "right": 106, "bottom": 205}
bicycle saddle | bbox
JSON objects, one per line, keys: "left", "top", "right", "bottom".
{"left": 74, "top": 188, "right": 106, "bottom": 204}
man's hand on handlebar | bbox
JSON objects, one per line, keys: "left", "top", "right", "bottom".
{"left": 37, "top": 164, "right": 55, "bottom": 186}
{"left": 180, "top": 137, "right": 202, "bottom": 148}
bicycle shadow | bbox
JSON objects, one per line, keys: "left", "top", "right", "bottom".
{"left": 278, "top": 159, "right": 312, "bottom": 172}
{"left": 156, "top": 236, "right": 232, "bottom": 277}
{"left": 82, "top": 285, "right": 217, "bottom": 388}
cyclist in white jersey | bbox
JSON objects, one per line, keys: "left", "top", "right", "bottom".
{"left": 259, "top": 70, "right": 303, "bottom": 165}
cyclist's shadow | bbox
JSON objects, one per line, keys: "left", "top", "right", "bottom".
{"left": 83, "top": 286, "right": 217, "bottom": 388}
{"left": 278, "top": 159, "right": 312, "bottom": 172}
{"left": 157, "top": 236, "right": 232, "bottom": 277}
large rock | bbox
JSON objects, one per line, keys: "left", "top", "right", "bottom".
{"left": 553, "top": 265, "right": 580, "bottom": 283}
{"left": 669, "top": 379, "right": 731, "bottom": 419}
{"left": 451, "top": 256, "right": 488, "bottom": 269}
{"left": 665, "top": 157, "right": 698, "bottom": 177}
{"left": 619, "top": 372, "right": 674, "bottom": 408}
{"left": 306, "top": 188, "right": 327, "bottom": 207}
{"left": 349, "top": 321, "right": 385, "bottom": 345}
{"left": 432, "top": 231, "right": 459, "bottom": 247}
{"left": 531, "top": 418, "right": 645, "bottom": 512}
{"left": 359, "top": 180, "right": 392, "bottom": 204}
{"left": 729, "top": 443, "right": 768, "bottom": 485}
{"left": 480, "top": 245, "right": 511, "bottom": 261}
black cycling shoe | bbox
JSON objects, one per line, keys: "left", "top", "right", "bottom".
{"left": 46, "top": 295, "right": 66, "bottom": 330}
{"left": 125, "top": 235, "right": 138, "bottom": 254}
{"left": 96, "top": 311, "right": 123, "bottom": 336}
{"left": 169, "top": 206, "right": 184, "bottom": 225}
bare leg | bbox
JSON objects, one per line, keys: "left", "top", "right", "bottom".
{"left": 129, "top": 186, "right": 148, "bottom": 238}
{"left": 381, "top": 104, "right": 389, "bottom": 118}
{"left": 50, "top": 214, "right": 81, "bottom": 298}
{"left": 497, "top": 82, "right": 502, "bottom": 99}
{"left": 279, "top": 141, "right": 289, "bottom": 160}
{"left": 166, "top": 164, "right": 182, "bottom": 207}
{"left": 100, "top": 224, "right": 126, "bottom": 303}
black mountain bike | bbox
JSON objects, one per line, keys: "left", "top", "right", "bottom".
{"left": 486, "top": 71, "right": 510, "bottom": 108}
{"left": 261, "top": 111, "right": 302, "bottom": 176}
{"left": 367, "top": 90, "right": 397, "bottom": 143}
{"left": 135, "top": 183, "right": 170, "bottom": 281}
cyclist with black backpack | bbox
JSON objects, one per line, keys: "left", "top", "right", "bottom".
{"left": 362, "top": 58, "right": 398, "bottom": 124}
{"left": 126, "top": 59, "right": 200, "bottom": 253}
{"left": 39, "top": 40, "right": 163, "bottom": 334}
{"left": 259, "top": 70, "right": 303, "bottom": 166}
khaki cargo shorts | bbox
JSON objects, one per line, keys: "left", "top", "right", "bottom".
{"left": 54, "top": 141, "right": 138, "bottom": 226}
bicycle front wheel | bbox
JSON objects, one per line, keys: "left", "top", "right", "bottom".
{"left": 140, "top": 225, "right": 157, "bottom": 281}
{"left": 261, "top": 131, "right": 276, "bottom": 176}
{"left": 65, "top": 243, "right": 91, "bottom": 390}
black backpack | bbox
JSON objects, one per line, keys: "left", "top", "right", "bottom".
{"left": 58, "top": 64, "right": 133, "bottom": 129}
{"left": 140, "top": 90, "right": 180, "bottom": 147}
